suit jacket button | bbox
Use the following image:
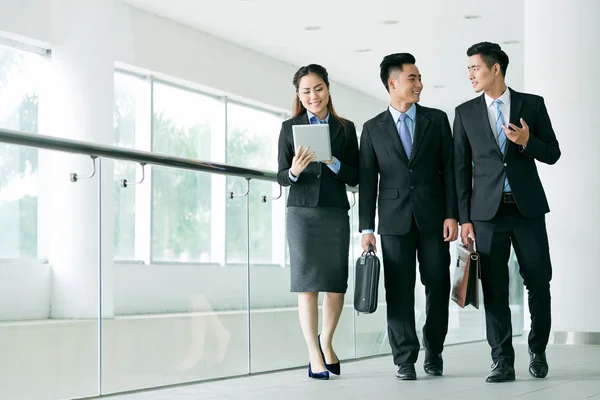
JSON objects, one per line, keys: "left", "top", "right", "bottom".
{"left": 410, "top": 185, "right": 414, "bottom": 190}
{"left": 409, "top": 169, "right": 413, "bottom": 173}
{"left": 316, "top": 174, "right": 321, "bottom": 179}
{"left": 503, "top": 163, "right": 507, "bottom": 167}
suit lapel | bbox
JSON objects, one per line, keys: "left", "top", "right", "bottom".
{"left": 505, "top": 88, "right": 523, "bottom": 159}
{"left": 474, "top": 94, "right": 503, "bottom": 157}
{"left": 508, "top": 88, "right": 523, "bottom": 127}
{"left": 411, "top": 104, "right": 430, "bottom": 162}
{"left": 293, "top": 113, "right": 309, "bottom": 125}
{"left": 378, "top": 110, "right": 409, "bottom": 163}
{"left": 327, "top": 115, "right": 343, "bottom": 145}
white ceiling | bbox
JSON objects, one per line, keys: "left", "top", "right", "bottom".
{"left": 123, "top": 0, "right": 524, "bottom": 112}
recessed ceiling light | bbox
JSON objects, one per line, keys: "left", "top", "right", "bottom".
{"left": 432, "top": 85, "right": 445, "bottom": 89}
{"left": 356, "top": 48, "right": 372, "bottom": 53}
{"left": 381, "top": 20, "right": 399, "bottom": 25}
{"left": 502, "top": 40, "right": 520, "bottom": 44}
{"left": 304, "top": 26, "right": 321, "bottom": 31}
{"left": 464, "top": 15, "right": 481, "bottom": 19}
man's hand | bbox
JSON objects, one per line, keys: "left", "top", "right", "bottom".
{"left": 460, "top": 223, "right": 476, "bottom": 246}
{"left": 503, "top": 118, "right": 530, "bottom": 146}
{"left": 443, "top": 218, "right": 458, "bottom": 242}
{"left": 361, "top": 233, "right": 377, "bottom": 253}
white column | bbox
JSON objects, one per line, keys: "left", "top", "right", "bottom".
{"left": 524, "top": 0, "right": 600, "bottom": 334}
{"left": 38, "top": 0, "right": 116, "bottom": 318}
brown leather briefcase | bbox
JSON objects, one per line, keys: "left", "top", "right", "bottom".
{"left": 451, "top": 240, "right": 481, "bottom": 309}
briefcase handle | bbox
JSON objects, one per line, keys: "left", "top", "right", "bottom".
{"left": 359, "top": 244, "right": 376, "bottom": 263}
{"left": 460, "top": 238, "right": 475, "bottom": 253}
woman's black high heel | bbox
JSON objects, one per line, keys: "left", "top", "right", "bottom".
{"left": 318, "top": 334, "right": 341, "bottom": 375}
{"left": 308, "top": 363, "right": 329, "bottom": 380}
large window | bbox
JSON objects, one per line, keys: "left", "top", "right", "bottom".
{"left": 113, "top": 72, "right": 149, "bottom": 260}
{"left": 225, "top": 102, "right": 283, "bottom": 265}
{"left": 0, "top": 45, "right": 45, "bottom": 259}
{"left": 151, "top": 82, "right": 225, "bottom": 262}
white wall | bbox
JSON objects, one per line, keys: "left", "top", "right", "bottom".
{"left": 0, "top": 0, "right": 385, "bottom": 128}
{"left": 0, "top": 0, "right": 52, "bottom": 48}
{"left": 524, "top": 0, "right": 600, "bottom": 333}
{"left": 0, "top": 263, "right": 51, "bottom": 320}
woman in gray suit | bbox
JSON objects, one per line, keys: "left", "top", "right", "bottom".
{"left": 277, "top": 64, "right": 359, "bottom": 380}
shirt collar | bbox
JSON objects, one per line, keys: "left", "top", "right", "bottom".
{"left": 485, "top": 87, "right": 511, "bottom": 108}
{"left": 307, "top": 110, "right": 330, "bottom": 124}
{"left": 388, "top": 103, "right": 417, "bottom": 124}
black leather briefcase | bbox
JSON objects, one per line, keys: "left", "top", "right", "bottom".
{"left": 354, "top": 244, "right": 381, "bottom": 314}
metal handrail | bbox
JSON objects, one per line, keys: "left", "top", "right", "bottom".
{"left": 0, "top": 127, "right": 358, "bottom": 192}
{"left": 0, "top": 127, "right": 275, "bottom": 180}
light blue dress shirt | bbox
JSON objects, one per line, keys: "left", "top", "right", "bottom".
{"left": 388, "top": 103, "right": 416, "bottom": 141}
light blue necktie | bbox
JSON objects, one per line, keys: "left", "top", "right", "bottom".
{"left": 494, "top": 99, "right": 507, "bottom": 154}
{"left": 493, "top": 99, "right": 511, "bottom": 192}
{"left": 398, "top": 113, "right": 412, "bottom": 159}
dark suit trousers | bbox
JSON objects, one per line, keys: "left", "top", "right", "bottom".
{"left": 473, "top": 202, "right": 552, "bottom": 366}
{"left": 381, "top": 218, "right": 450, "bottom": 365}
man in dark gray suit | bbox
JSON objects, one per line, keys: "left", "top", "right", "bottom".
{"left": 359, "top": 53, "right": 458, "bottom": 380}
{"left": 453, "top": 42, "right": 560, "bottom": 382}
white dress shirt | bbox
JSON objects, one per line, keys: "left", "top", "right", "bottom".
{"left": 485, "top": 88, "right": 511, "bottom": 143}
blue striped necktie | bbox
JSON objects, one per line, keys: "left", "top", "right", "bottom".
{"left": 493, "top": 99, "right": 511, "bottom": 192}
{"left": 494, "top": 99, "right": 507, "bottom": 154}
{"left": 398, "top": 113, "right": 412, "bottom": 158}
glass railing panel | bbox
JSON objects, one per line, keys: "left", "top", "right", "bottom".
{"left": 248, "top": 183, "right": 357, "bottom": 373}
{"left": 351, "top": 204, "right": 391, "bottom": 358}
{"left": 508, "top": 248, "right": 525, "bottom": 336}
{"left": 0, "top": 147, "right": 99, "bottom": 400}
{"left": 100, "top": 169, "right": 249, "bottom": 394}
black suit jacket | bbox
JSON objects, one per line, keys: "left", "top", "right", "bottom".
{"left": 453, "top": 88, "right": 561, "bottom": 223}
{"left": 277, "top": 114, "right": 359, "bottom": 210}
{"left": 359, "top": 104, "right": 457, "bottom": 235}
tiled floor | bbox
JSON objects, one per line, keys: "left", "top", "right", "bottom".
{"left": 103, "top": 339, "right": 600, "bottom": 399}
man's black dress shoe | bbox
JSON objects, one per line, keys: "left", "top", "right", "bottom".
{"left": 529, "top": 348, "right": 549, "bottom": 378}
{"left": 485, "top": 360, "right": 515, "bottom": 382}
{"left": 423, "top": 352, "right": 443, "bottom": 376}
{"left": 395, "top": 363, "right": 417, "bottom": 380}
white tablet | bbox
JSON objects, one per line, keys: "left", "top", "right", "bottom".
{"left": 292, "top": 124, "right": 332, "bottom": 162}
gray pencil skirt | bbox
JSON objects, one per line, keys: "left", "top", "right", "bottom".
{"left": 286, "top": 206, "right": 350, "bottom": 293}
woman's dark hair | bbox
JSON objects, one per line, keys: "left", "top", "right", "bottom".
{"left": 292, "top": 64, "right": 348, "bottom": 136}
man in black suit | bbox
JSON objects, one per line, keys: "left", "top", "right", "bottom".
{"left": 453, "top": 42, "right": 561, "bottom": 382}
{"left": 359, "top": 53, "right": 458, "bottom": 380}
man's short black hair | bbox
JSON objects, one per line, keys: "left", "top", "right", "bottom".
{"left": 380, "top": 53, "right": 416, "bottom": 92}
{"left": 467, "top": 42, "right": 509, "bottom": 76}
